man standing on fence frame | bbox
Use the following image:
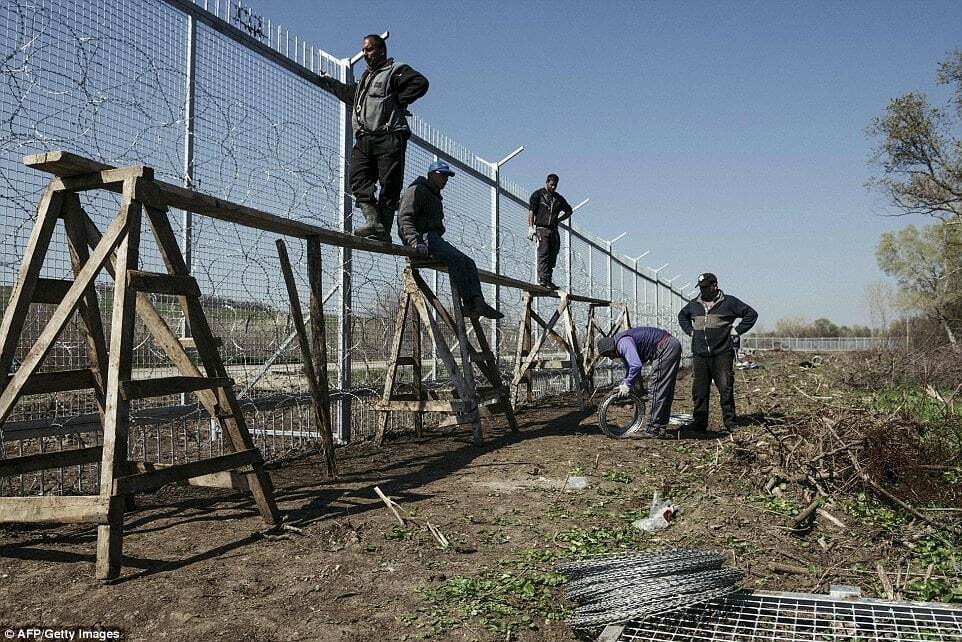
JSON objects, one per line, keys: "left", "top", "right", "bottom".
{"left": 317, "top": 34, "right": 429, "bottom": 243}
{"left": 596, "top": 327, "right": 683, "bottom": 439}
{"left": 527, "top": 174, "right": 573, "bottom": 289}
{"left": 677, "top": 273, "right": 758, "bottom": 432}
{"left": 397, "top": 160, "right": 504, "bottom": 320}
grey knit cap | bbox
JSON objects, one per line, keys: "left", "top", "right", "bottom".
{"left": 596, "top": 335, "right": 616, "bottom": 357}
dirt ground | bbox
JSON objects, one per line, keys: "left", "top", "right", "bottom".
{"left": 0, "top": 352, "right": 958, "bottom": 641}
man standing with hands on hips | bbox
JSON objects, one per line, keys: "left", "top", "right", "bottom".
{"left": 677, "top": 273, "right": 757, "bottom": 433}
{"left": 527, "top": 174, "right": 573, "bottom": 290}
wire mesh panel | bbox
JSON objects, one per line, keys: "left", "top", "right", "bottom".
{"left": 617, "top": 589, "right": 962, "bottom": 641}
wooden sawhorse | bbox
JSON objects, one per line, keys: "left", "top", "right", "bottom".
{"left": 374, "top": 261, "right": 518, "bottom": 446}
{"left": 0, "top": 152, "right": 280, "bottom": 579}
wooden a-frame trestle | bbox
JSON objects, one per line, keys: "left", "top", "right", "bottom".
{"left": 0, "top": 154, "right": 279, "bottom": 579}
{"left": 510, "top": 291, "right": 590, "bottom": 410}
{"left": 373, "top": 262, "right": 518, "bottom": 446}
{"left": 582, "top": 302, "right": 631, "bottom": 389}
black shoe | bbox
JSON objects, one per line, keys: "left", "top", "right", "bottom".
{"left": 636, "top": 429, "right": 667, "bottom": 440}
{"left": 464, "top": 298, "right": 504, "bottom": 320}
{"left": 546, "top": 281, "right": 559, "bottom": 290}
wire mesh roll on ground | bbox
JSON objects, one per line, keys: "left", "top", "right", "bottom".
{"left": 597, "top": 389, "right": 646, "bottom": 438}
{"left": 555, "top": 549, "right": 743, "bottom": 628}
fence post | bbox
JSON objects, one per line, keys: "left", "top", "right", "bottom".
{"left": 337, "top": 58, "right": 354, "bottom": 443}
{"left": 489, "top": 147, "right": 523, "bottom": 368}
{"left": 181, "top": 12, "right": 197, "bottom": 411}
{"left": 490, "top": 165, "right": 499, "bottom": 365}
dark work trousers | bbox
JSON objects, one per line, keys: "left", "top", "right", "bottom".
{"left": 349, "top": 132, "right": 407, "bottom": 210}
{"left": 645, "top": 335, "right": 682, "bottom": 432}
{"left": 425, "top": 232, "right": 482, "bottom": 303}
{"left": 692, "top": 351, "right": 736, "bottom": 429}
{"left": 536, "top": 226, "right": 561, "bottom": 284}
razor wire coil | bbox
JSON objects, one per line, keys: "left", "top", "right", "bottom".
{"left": 556, "top": 549, "right": 743, "bottom": 629}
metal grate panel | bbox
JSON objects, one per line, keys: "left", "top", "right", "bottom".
{"left": 616, "top": 589, "right": 962, "bottom": 641}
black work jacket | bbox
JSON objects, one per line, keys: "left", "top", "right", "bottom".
{"left": 678, "top": 291, "right": 758, "bottom": 357}
{"left": 528, "top": 188, "right": 572, "bottom": 228}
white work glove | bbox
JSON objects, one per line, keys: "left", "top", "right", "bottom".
{"left": 616, "top": 383, "right": 631, "bottom": 398}
{"left": 527, "top": 225, "right": 536, "bottom": 241}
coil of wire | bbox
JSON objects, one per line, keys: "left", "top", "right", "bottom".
{"left": 597, "top": 389, "right": 646, "bottom": 438}
{"left": 555, "top": 549, "right": 743, "bottom": 628}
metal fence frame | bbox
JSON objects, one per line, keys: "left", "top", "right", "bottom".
{"left": 0, "top": 0, "right": 693, "bottom": 464}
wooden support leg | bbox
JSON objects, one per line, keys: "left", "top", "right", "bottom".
{"left": 447, "top": 281, "right": 482, "bottom": 446}
{"left": 0, "top": 188, "right": 64, "bottom": 392}
{"left": 143, "top": 205, "right": 279, "bottom": 525}
{"left": 307, "top": 237, "right": 336, "bottom": 469}
{"left": 63, "top": 194, "right": 109, "bottom": 417}
{"left": 410, "top": 304, "right": 424, "bottom": 437}
{"left": 468, "top": 316, "right": 518, "bottom": 433}
{"left": 561, "top": 294, "right": 586, "bottom": 410}
{"left": 96, "top": 188, "right": 141, "bottom": 580}
{"left": 374, "top": 290, "right": 410, "bottom": 446}
{"left": 276, "top": 238, "right": 336, "bottom": 476}
{"left": 511, "top": 292, "right": 532, "bottom": 408}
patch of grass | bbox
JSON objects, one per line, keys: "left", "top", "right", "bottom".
{"left": 384, "top": 526, "right": 413, "bottom": 541}
{"left": 904, "top": 535, "right": 962, "bottom": 603}
{"left": 554, "top": 524, "right": 643, "bottom": 557}
{"left": 847, "top": 492, "right": 908, "bottom": 530}
{"left": 413, "top": 552, "right": 568, "bottom": 635}
{"left": 602, "top": 469, "right": 633, "bottom": 484}
{"left": 762, "top": 495, "right": 800, "bottom": 516}
{"left": 870, "top": 386, "right": 961, "bottom": 425}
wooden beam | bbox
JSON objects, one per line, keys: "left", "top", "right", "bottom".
{"left": 113, "top": 449, "right": 262, "bottom": 496}
{"left": 31, "top": 278, "right": 74, "bottom": 304}
{"left": 178, "top": 336, "right": 223, "bottom": 349}
{"left": 128, "top": 461, "right": 249, "bottom": 491}
{"left": 23, "top": 151, "right": 113, "bottom": 176}
{"left": 0, "top": 495, "right": 111, "bottom": 524}
{"left": 25, "top": 152, "right": 614, "bottom": 301}
{"left": 372, "top": 399, "right": 468, "bottom": 413}
{"left": 6, "top": 368, "right": 94, "bottom": 396}
{"left": 120, "top": 376, "right": 233, "bottom": 400}
{"left": 127, "top": 270, "right": 201, "bottom": 297}
{"left": 0, "top": 446, "right": 102, "bottom": 477}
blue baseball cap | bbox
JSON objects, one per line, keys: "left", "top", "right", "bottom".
{"left": 427, "top": 160, "right": 455, "bottom": 177}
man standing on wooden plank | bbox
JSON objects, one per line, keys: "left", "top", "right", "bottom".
{"left": 318, "top": 34, "right": 429, "bottom": 243}
{"left": 677, "top": 272, "right": 758, "bottom": 433}
{"left": 596, "top": 327, "right": 682, "bottom": 439}
{"left": 397, "top": 160, "right": 504, "bottom": 320}
{"left": 527, "top": 174, "right": 573, "bottom": 290}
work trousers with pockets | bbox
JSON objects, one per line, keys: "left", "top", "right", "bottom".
{"left": 536, "top": 226, "right": 561, "bottom": 284}
{"left": 349, "top": 132, "right": 407, "bottom": 211}
{"left": 645, "top": 336, "right": 682, "bottom": 432}
{"left": 692, "top": 351, "right": 736, "bottom": 430}
{"left": 425, "top": 232, "right": 482, "bottom": 304}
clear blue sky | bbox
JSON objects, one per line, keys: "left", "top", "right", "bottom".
{"left": 264, "top": 0, "right": 962, "bottom": 328}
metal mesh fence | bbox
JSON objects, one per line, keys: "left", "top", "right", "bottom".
{"left": 0, "top": 0, "right": 691, "bottom": 494}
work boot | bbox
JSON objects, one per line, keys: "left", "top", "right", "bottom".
{"left": 354, "top": 203, "right": 387, "bottom": 240}
{"left": 464, "top": 296, "right": 504, "bottom": 320}
{"left": 376, "top": 205, "right": 395, "bottom": 243}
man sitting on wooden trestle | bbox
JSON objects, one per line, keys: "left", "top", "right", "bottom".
{"left": 397, "top": 160, "right": 504, "bottom": 320}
